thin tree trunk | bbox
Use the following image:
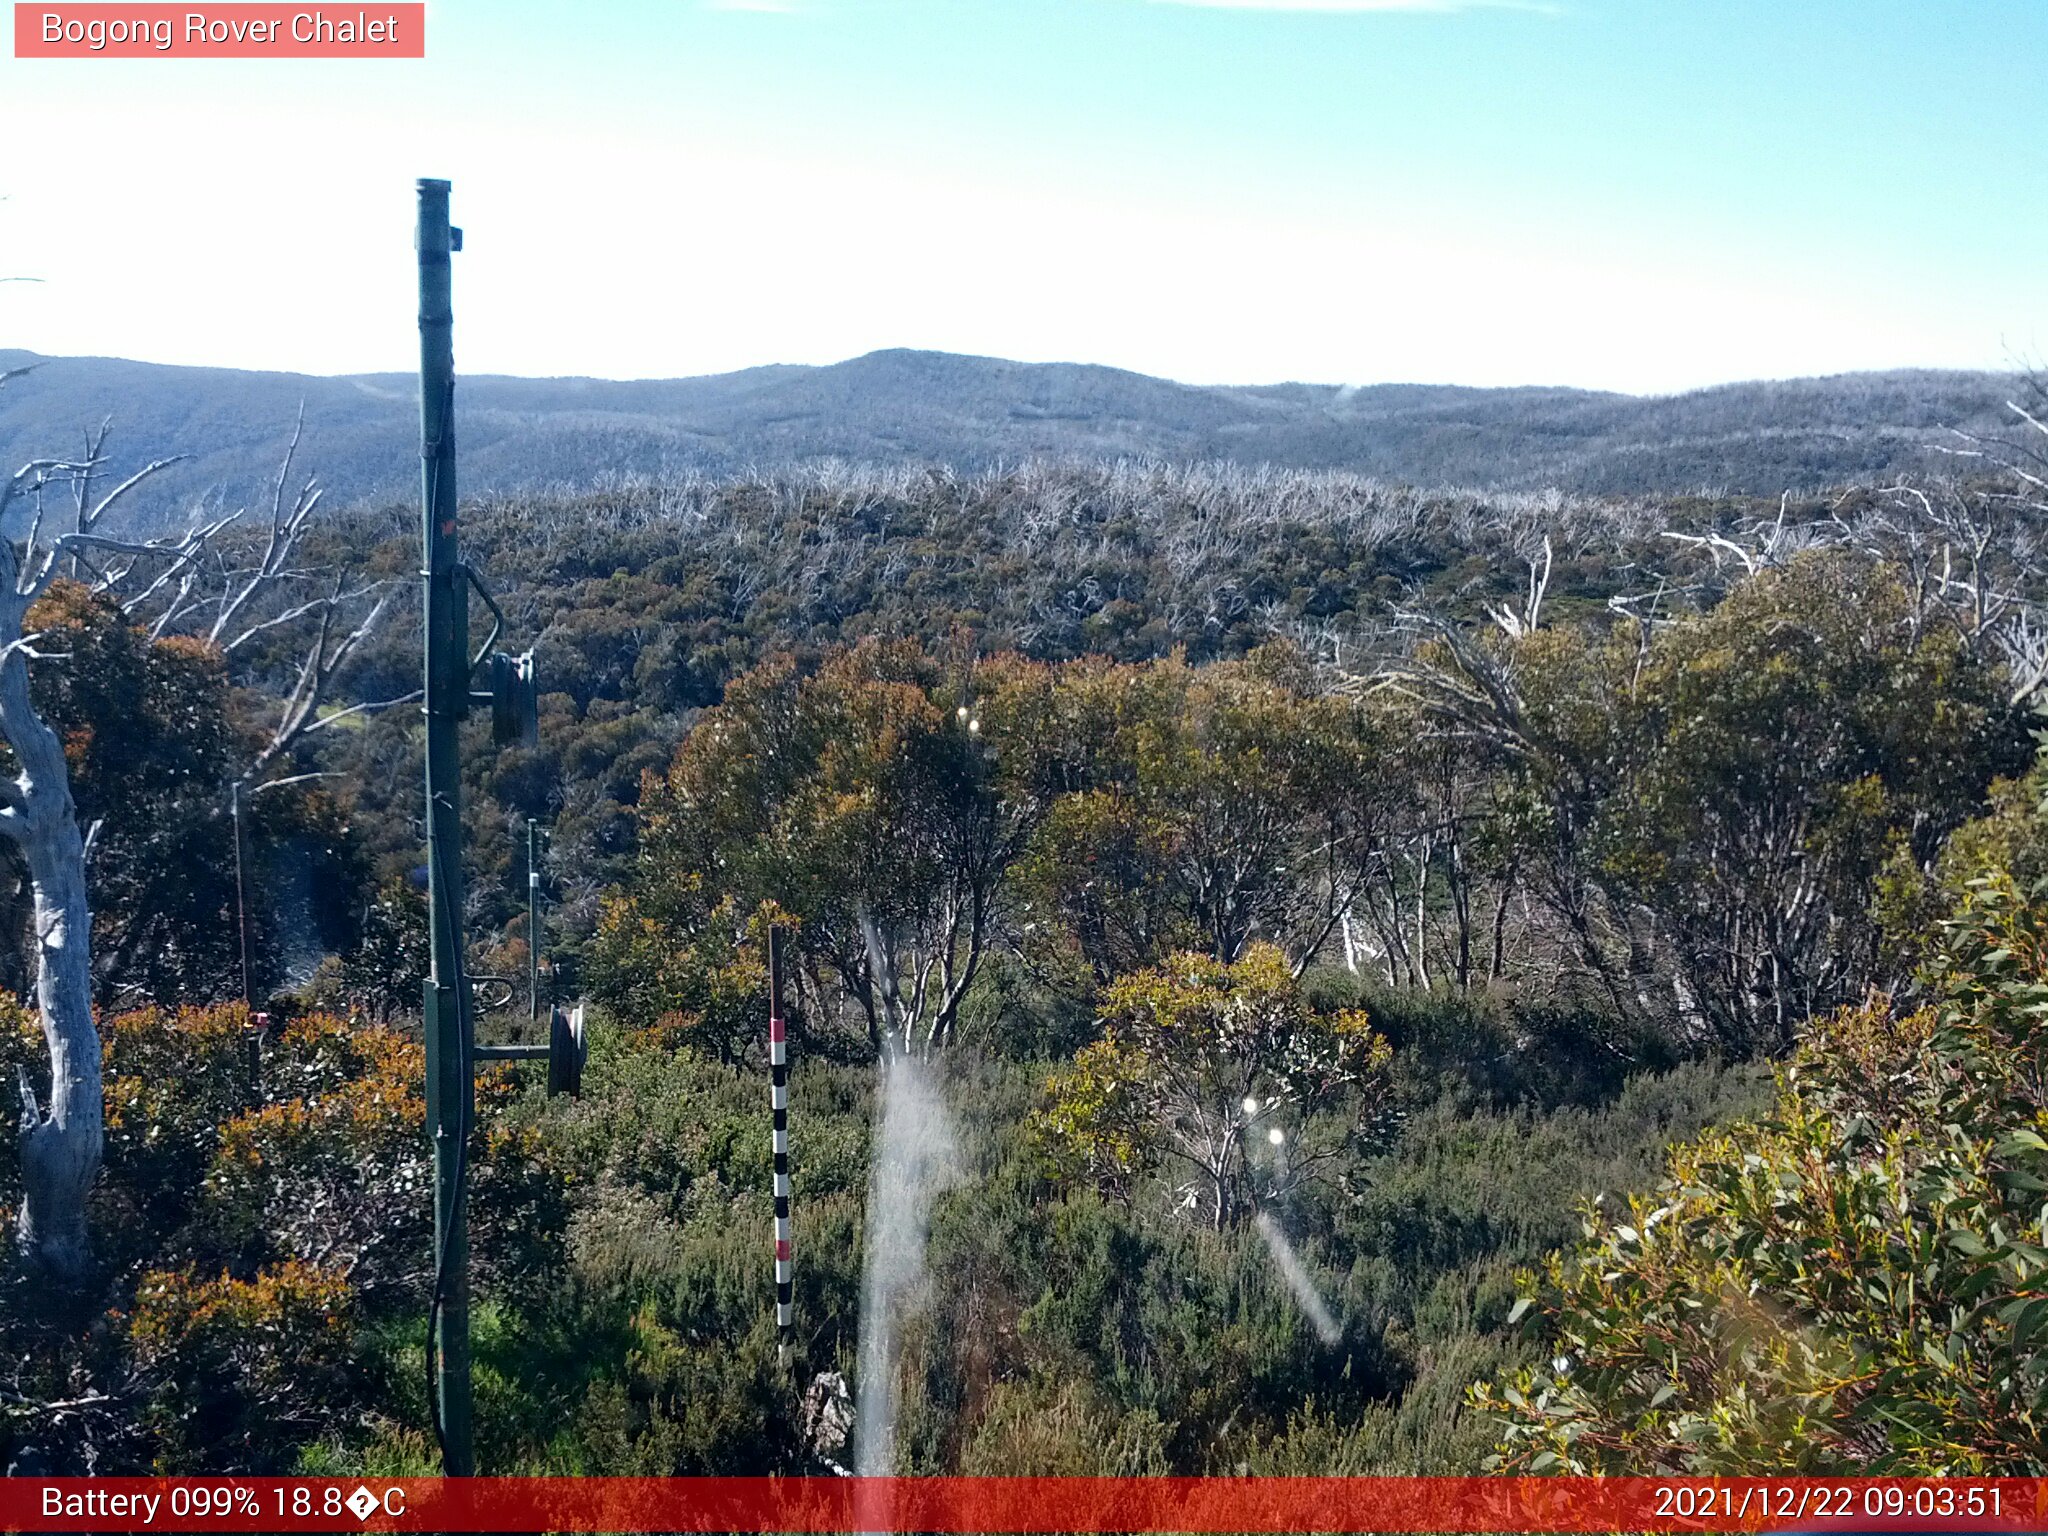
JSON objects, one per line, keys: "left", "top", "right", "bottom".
{"left": 1412, "top": 833, "right": 1433, "bottom": 992}
{"left": 1449, "top": 828, "right": 1472, "bottom": 989}
{"left": 2, "top": 643, "right": 99, "bottom": 1281}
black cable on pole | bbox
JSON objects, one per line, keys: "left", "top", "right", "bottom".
{"left": 418, "top": 420, "right": 472, "bottom": 1475}
{"left": 424, "top": 795, "right": 473, "bottom": 1470}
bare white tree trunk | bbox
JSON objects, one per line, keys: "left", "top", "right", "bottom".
{"left": 4, "top": 637, "right": 97, "bottom": 1277}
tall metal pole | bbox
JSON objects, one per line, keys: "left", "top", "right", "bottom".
{"left": 527, "top": 817, "right": 541, "bottom": 1023}
{"left": 417, "top": 176, "right": 474, "bottom": 1478}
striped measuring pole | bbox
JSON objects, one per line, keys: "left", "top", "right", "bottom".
{"left": 768, "top": 925, "right": 793, "bottom": 1364}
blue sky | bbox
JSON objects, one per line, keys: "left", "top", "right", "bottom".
{"left": 1, "top": 0, "right": 2042, "bottom": 391}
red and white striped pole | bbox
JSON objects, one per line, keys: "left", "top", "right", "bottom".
{"left": 768, "top": 925, "right": 793, "bottom": 1364}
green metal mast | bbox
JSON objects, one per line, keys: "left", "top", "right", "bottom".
{"left": 413, "top": 175, "right": 575, "bottom": 1480}
{"left": 417, "top": 176, "right": 474, "bottom": 1479}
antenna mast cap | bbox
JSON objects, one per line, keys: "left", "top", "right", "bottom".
{"left": 415, "top": 179, "right": 461, "bottom": 252}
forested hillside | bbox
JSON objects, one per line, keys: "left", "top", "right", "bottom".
{"left": 0, "top": 348, "right": 2022, "bottom": 519}
{"left": 5, "top": 412, "right": 2048, "bottom": 1475}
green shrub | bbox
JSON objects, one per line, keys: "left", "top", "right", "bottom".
{"left": 1474, "top": 876, "right": 2048, "bottom": 1473}
{"left": 128, "top": 1262, "right": 358, "bottom": 1472}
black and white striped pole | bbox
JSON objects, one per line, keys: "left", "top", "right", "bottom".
{"left": 768, "top": 925, "right": 794, "bottom": 1364}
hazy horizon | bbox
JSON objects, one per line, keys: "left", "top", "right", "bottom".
{"left": 4, "top": 340, "right": 2025, "bottom": 403}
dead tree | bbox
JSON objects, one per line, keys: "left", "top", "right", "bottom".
{"left": 2, "top": 381, "right": 402, "bottom": 1279}
{"left": 1485, "top": 532, "right": 1552, "bottom": 639}
{"left": 0, "top": 405, "right": 184, "bottom": 1278}
{"left": 126, "top": 406, "right": 412, "bottom": 788}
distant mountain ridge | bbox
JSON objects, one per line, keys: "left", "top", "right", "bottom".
{"left": 0, "top": 346, "right": 2020, "bottom": 525}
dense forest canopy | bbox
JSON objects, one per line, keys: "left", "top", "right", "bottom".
{"left": 5, "top": 400, "right": 2048, "bottom": 1474}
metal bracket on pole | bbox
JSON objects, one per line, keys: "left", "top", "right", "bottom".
{"left": 474, "top": 1005, "right": 585, "bottom": 1096}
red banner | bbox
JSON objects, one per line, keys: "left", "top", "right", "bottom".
{"left": 13, "top": 4, "right": 424, "bottom": 58}
{"left": 5, "top": 1477, "right": 2047, "bottom": 1533}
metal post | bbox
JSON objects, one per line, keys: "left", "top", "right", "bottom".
{"left": 231, "top": 780, "right": 262, "bottom": 1099}
{"left": 768, "top": 926, "right": 793, "bottom": 1365}
{"left": 231, "top": 780, "right": 252, "bottom": 1009}
{"left": 417, "top": 176, "right": 474, "bottom": 1479}
{"left": 527, "top": 817, "right": 541, "bottom": 1023}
